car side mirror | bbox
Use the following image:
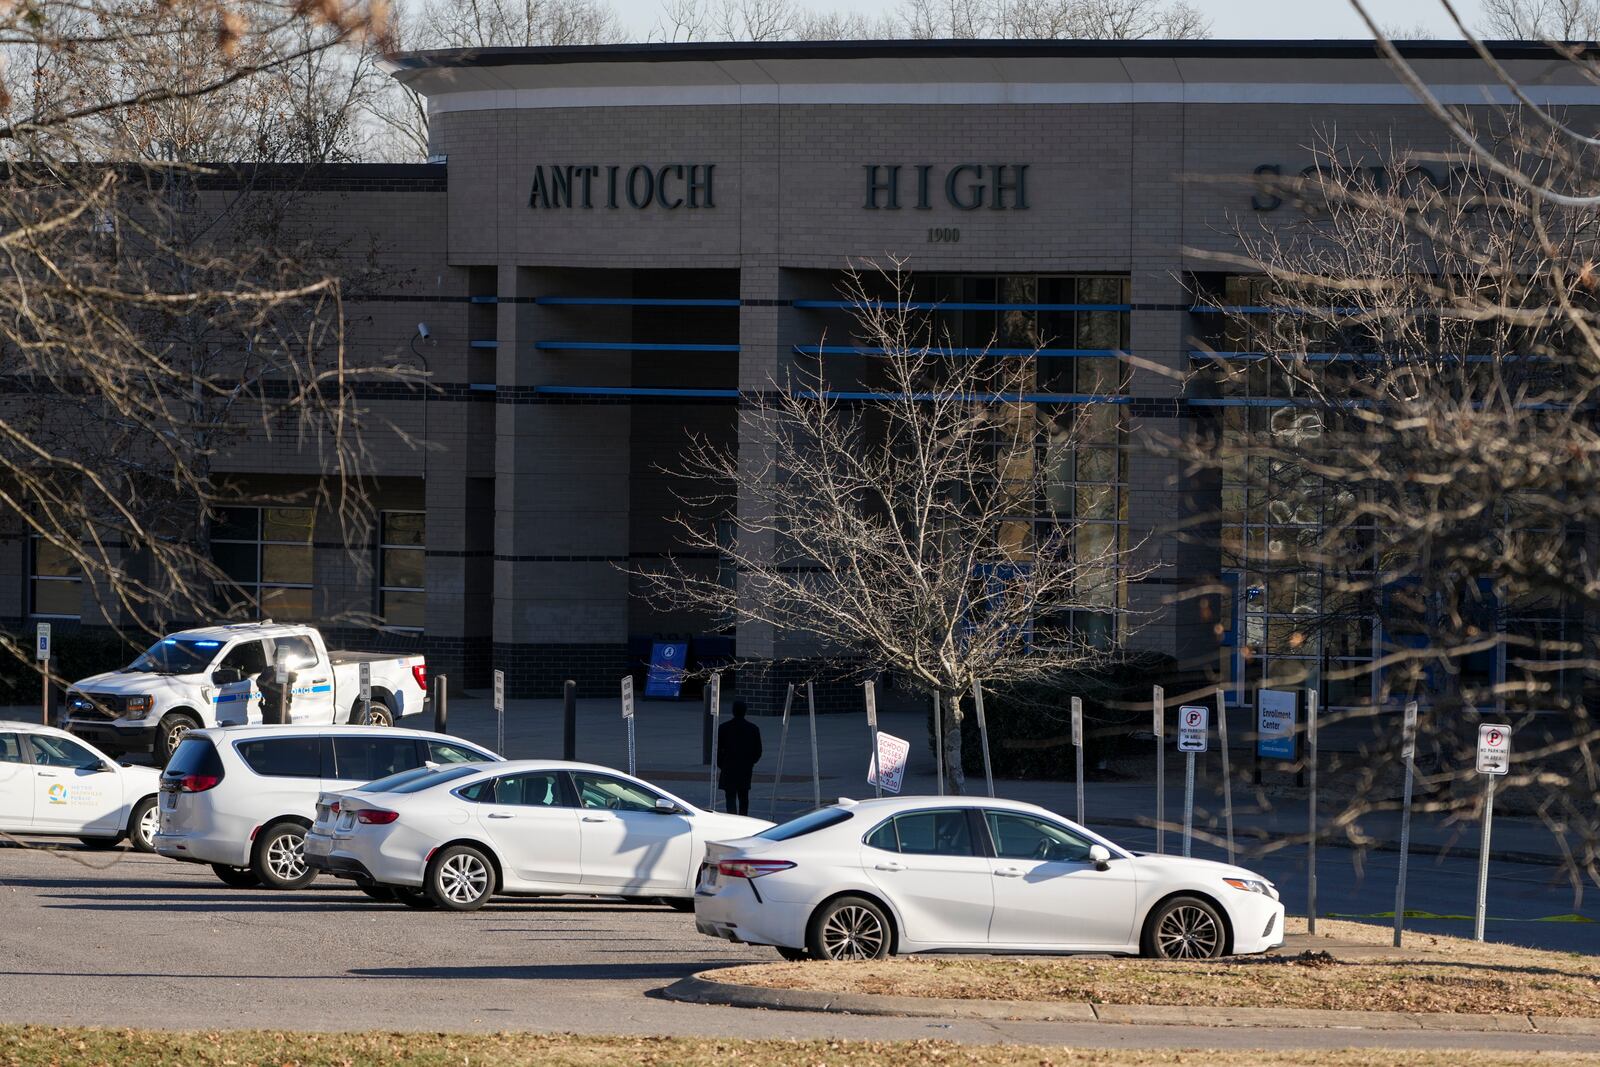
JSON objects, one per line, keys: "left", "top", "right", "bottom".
{"left": 1088, "top": 844, "right": 1112, "bottom": 871}
{"left": 654, "top": 798, "right": 680, "bottom": 814}
{"left": 212, "top": 667, "right": 242, "bottom": 686}
{"left": 90, "top": 760, "right": 113, "bottom": 774}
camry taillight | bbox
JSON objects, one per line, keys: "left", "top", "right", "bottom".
{"left": 717, "top": 859, "right": 795, "bottom": 879}
{"left": 355, "top": 809, "right": 399, "bottom": 825}
{"left": 179, "top": 774, "right": 220, "bottom": 792}
{"left": 412, "top": 664, "right": 428, "bottom": 690}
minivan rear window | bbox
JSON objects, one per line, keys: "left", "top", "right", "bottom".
{"left": 756, "top": 808, "right": 853, "bottom": 841}
{"left": 163, "top": 736, "right": 225, "bottom": 779}
{"left": 235, "top": 737, "right": 324, "bottom": 778}
{"left": 332, "top": 736, "right": 422, "bottom": 782}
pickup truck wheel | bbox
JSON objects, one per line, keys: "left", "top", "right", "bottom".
{"left": 365, "top": 693, "right": 395, "bottom": 728}
{"left": 251, "top": 821, "right": 317, "bottom": 890}
{"left": 155, "top": 712, "right": 201, "bottom": 763}
{"left": 127, "top": 796, "right": 159, "bottom": 853}
{"left": 212, "top": 864, "right": 262, "bottom": 889}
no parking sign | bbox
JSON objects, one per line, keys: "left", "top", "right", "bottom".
{"left": 1178, "top": 705, "right": 1209, "bottom": 753}
{"left": 1477, "top": 723, "right": 1511, "bottom": 775}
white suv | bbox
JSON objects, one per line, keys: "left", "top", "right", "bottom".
{"left": 154, "top": 725, "right": 499, "bottom": 891}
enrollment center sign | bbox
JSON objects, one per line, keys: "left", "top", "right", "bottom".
{"left": 1257, "top": 689, "right": 1297, "bottom": 760}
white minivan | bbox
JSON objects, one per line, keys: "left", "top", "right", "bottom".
{"left": 154, "top": 725, "right": 498, "bottom": 891}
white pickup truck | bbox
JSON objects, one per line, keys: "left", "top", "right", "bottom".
{"left": 61, "top": 622, "right": 429, "bottom": 762}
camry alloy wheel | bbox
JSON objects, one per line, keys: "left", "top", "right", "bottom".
{"left": 438, "top": 852, "right": 490, "bottom": 905}
{"left": 819, "top": 905, "right": 886, "bottom": 960}
{"left": 266, "top": 831, "right": 308, "bottom": 882}
{"left": 1156, "top": 904, "right": 1220, "bottom": 959}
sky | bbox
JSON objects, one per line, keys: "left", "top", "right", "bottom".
{"left": 598, "top": 0, "right": 1496, "bottom": 41}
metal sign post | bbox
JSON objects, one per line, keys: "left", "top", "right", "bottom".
{"left": 1071, "top": 696, "right": 1085, "bottom": 824}
{"left": 620, "top": 674, "right": 635, "bottom": 776}
{"left": 1153, "top": 684, "right": 1165, "bottom": 854}
{"left": 933, "top": 691, "right": 945, "bottom": 797}
{"left": 865, "top": 680, "right": 882, "bottom": 799}
{"left": 273, "top": 647, "right": 290, "bottom": 726}
{"left": 35, "top": 622, "right": 50, "bottom": 725}
{"left": 971, "top": 679, "right": 995, "bottom": 798}
{"left": 1475, "top": 722, "right": 1511, "bottom": 942}
{"left": 1307, "top": 688, "right": 1320, "bottom": 936}
{"left": 707, "top": 672, "right": 723, "bottom": 810}
{"left": 1177, "top": 705, "right": 1209, "bottom": 859}
{"left": 1216, "top": 688, "right": 1235, "bottom": 864}
{"left": 358, "top": 661, "right": 372, "bottom": 726}
{"left": 806, "top": 681, "right": 820, "bottom": 809}
{"left": 768, "top": 683, "right": 794, "bottom": 818}
{"left": 1393, "top": 700, "right": 1419, "bottom": 947}
{"left": 492, "top": 670, "right": 506, "bottom": 755}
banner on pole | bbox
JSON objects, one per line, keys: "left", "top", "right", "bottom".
{"left": 643, "top": 642, "right": 688, "bottom": 698}
{"left": 867, "top": 732, "right": 911, "bottom": 794}
{"left": 1257, "top": 689, "right": 1297, "bottom": 759}
{"left": 1177, "top": 705, "right": 1209, "bottom": 752}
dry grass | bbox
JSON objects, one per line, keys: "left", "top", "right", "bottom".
{"left": 720, "top": 919, "right": 1600, "bottom": 1018}
{"left": 0, "top": 1026, "right": 1593, "bottom": 1067}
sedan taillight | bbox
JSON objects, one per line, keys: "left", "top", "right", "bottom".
{"left": 355, "top": 808, "right": 399, "bottom": 825}
{"left": 717, "top": 859, "right": 795, "bottom": 879}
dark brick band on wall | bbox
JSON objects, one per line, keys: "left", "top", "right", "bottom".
{"left": 490, "top": 642, "right": 631, "bottom": 697}
{"left": 734, "top": 661, "right": 875, "bottom": 718}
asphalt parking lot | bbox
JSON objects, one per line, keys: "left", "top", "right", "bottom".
{"left": 6, "top": 842, "right": 1600, "bottom": 1055}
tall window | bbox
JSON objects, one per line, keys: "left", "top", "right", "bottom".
{"left": 379, "top": 511, "right": 424, "bottom": 630}
{"left": 30, "top": 535, "right": 82, "bottom": 618}
{"left": 211, "top": 506, "right": 314, "bottom": 620}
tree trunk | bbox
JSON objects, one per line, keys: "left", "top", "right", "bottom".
{"left": 942, "top": 690, "right": 966, "bottom": 794}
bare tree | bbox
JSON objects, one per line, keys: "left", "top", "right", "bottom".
{"left": 0, "top": 2, "right": 412, "bottom": 670}
{"left": 1480, "top": 0, "right": 1600, "bottom": 39}
{"left": 1165, "top": 0, "right": 1600, "bottom": 878}
{"left": 902, "top": 0, "right": 1209, "bottom": 40}
{"left": 636, "top": 264, "right": 1151, "bottom": 791}
{"left": 373, "top": 0, "right": 624, "bottom": 158}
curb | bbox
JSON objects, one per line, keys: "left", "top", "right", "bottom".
{"left": 662, "top": 972, "right": 1600, "bottom": 1035}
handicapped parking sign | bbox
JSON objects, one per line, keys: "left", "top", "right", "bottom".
{"left": 644, "top": 642, "right": 688, "bottom": 698}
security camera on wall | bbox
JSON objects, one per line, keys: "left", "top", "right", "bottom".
{"left": 416, "top": 322, "right": 431, "bottom": 340}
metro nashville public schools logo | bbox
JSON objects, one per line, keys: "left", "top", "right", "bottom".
{"left": 46, "top": 783, "right": 68, "bottom": 805}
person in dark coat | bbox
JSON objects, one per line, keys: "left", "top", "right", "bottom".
{"left": 717, "top": 700, "right": 762, "bottom": 816}
{"left": 256, "top": 665, "right": 293, "bottom": 725}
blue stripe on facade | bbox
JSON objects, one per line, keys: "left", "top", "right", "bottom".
{"left": 535, "top": 341, "right": 741, "bottom": 353}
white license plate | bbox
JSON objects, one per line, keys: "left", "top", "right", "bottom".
{"left": 337, "top": 812, "right": 354, "bottom": 831}
{"left": 160, "top": 792, "right": 177, "bottom": 812}
{"left": 697, "top": 864, "right": 717, "bottom": 891}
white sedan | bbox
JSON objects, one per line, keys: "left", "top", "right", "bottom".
{"left": 694, "top": 796, "right": 1284, "bottom": 961}
{"left": 304, "top": 759, "right": 770, "bottom": 910}
{"left": 0, "top": 720, "right": 162, "bottom": 852}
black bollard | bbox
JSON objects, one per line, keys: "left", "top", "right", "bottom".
{"left": 433, "top": 674, "right": 448, "bottom": 734}
{"left": 563, "top": 679, "right": 576, "bottom": 760}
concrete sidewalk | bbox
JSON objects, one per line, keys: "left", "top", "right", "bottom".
{"left": 429, "top": 693, "right": 1573, "bottom": 869}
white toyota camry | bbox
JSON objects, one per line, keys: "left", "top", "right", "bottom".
{"left": 694, "top": 796, "right": 1284, "bottom": 960}
{"left": 305, "top": 759, "right": 770, "bottom": 910}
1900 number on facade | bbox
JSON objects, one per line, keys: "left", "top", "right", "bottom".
{"left": 928, "top": 228, "right": 960, "bottom": 243}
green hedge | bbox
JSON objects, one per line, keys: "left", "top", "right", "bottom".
{"left": 928, "top": 655, "right": 1179, "bottom": 780}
